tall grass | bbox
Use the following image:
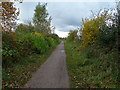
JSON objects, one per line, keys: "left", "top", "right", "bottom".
{"left": 65, "top": 41, "right": 119, "bottom": 88}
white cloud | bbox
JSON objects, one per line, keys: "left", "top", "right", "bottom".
{"left": 16, "top": 20, "right": 25, "bottom": 24}
{"left": 19, "top": 0, "right": 115, "bottom": 2}
{"left": 47, "top": 2, "right": 116, "bottom": 32}
{"left": 55, "top": 29, "right": 69, "bottom": 38}
{"left": 15, "top": 2, "right": 116, "bottom": 36}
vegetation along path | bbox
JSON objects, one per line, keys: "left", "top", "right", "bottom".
{"left": 24, "top": 41, "right": 69, "bottom": 88}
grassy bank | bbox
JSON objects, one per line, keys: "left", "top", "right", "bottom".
{"left": 2, "top": 45, "right": 58, "bottom": 88}
{"left": 65, "top": 41, "right": 119, "bottom": 88}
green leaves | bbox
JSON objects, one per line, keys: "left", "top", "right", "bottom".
{"left": 33, "top": 3, "right": 48, "bottom": 25}
{"left": 65, "top": 8, "right": 119, "bottom": 88}
{"left": 33, "top": 3, "right": 52, "bottom": 34}
{"left": 2, "top": 31, "right": 60, "bottom": 88}
{"left": 2, "top": 30, "right": 60, "bottom": 68}
{"left": 67, "top": 30, "right": 78, "bottom": 42}
{"left": 2, "top": 49, "right": 16, "bottom": 56}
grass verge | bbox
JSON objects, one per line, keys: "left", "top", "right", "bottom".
{"left": 2, "top": 46, "right": 57, "bottom": 88}
{"left": 65, "top": 41, "right": 119, "bottom": 88}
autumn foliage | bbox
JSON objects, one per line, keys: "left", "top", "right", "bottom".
{"left": 81, "top": 10, "right": 112, "bottom": 48}
{"left": 66, "top": 5, "right": 120, "bottom": 88}
{"left": 1, "top": 2, "right": 19, "bottom": 31}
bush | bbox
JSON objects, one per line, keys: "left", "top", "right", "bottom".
{"left": 45, "top": 33, "right": 60, "bottom": 44}
{"left": 45, "top": 37, "right": 54, "bottom": 48}
{"left": 32, "top": 34, "right": 48, "bottom": 54}
{"left": 16, "top": 24, "right": 35, "bottom": 34}
{"left": 2, "top": 31, "right": 18, "bottom": 67}
{"left": 97, "top": 26, "right": 116, "bottom": 48}
{"left": 2, "top": 30, "right": 60, "bottom": 68}
{"left": 16, "top": 33, "right": 34, "bottom": 57}
{"left": 2, "top": 22, "right": 60, "bottom": 68}
{"left": 16, "top": 33, "right": 48, "bottom": 54}
{"left": 67, "top": 30, "right": 78, "bottom": 42}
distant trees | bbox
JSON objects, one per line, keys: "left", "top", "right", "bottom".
{"left": 67, "top": 30, "right": 78, "bottom": 42}
{"left": 33, "top": 3, "right": 52, "bottom": 34}
{"left": 15, "top": 24, "right": 34, "bottom": 34}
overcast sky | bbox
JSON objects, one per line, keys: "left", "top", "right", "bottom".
{"left": 15, "top": 2, "right": 116, "bottom": 37}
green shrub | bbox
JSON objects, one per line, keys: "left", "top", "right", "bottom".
{"left": 45, "top": 37, "right": 54, "bottom": 48}
{"left": 16, "top": 24, "right": 35, "bottom": 34}
{"left": 2, "top": 29, "right": 60, "bottom": 68}
{"left": 45, "top": 33, "right": 60, "bottom": 44}
{"left": 2, "top": 31, "right": 16, "bottom": 67}
{"left": 16, "top": 33, "right": 34, "bottom": 57}
{"left": 97, "top": 26, "right": 116, "bottom": 47}
{"left": 16, "top": 33, "right": 48, "bottom": 54}
{"left": 32, "top": 34, "right": 48, "bottom": 54}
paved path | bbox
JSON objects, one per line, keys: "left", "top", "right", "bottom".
{"left": 25, "top": 41, "right": 69, "bottom": 88}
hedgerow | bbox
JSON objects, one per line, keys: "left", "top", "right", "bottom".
{"left": 2, "top": 28, "right": 60, "bottom": 68}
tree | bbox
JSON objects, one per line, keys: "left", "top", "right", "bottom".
{"left": 33, "top": 3, "right": 51, "bottom": 34}
{"left": 67, "top": 30, "right": 78, "bottom": 42}
{"left": 81, "top": 10, "right": 111, "bottom": 48}
{"left": 0, "top": 2, "right": 19, "bottom": 31}
{"left": 15, "top": 24, "right": 34, "bottom": 34}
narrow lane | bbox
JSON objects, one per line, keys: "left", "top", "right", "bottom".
{"left": 25, "top": 41, "right": 69, "bottom": 88}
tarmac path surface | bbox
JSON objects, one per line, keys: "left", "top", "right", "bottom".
{"left": 25, "top": 41, "right": 69, "bottom": 88}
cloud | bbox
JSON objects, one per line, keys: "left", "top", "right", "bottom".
{"left": 15, "top": 2, "right": 116, "bottom": 37}
{"left": 21, "top": 0, "right": 115, "bottom": 2}
{"left": 16, "top": 20, "right": 27, "bottom": 25}
{"left": 55, "top": 29, "right": 69, "bottom": 38}
{"left": 47, "top": 2, "right": 116, "bottom": 32}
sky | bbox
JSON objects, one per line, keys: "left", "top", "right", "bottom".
{"left": 15, "top": 1, "right": 116, "bottom": 37}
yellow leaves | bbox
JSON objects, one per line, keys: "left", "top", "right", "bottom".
{"left": 81, "top": 11, "right": 109, "bottom": 49}
{"left": 1, "top": 2, "right": 19, "bottom": 31}
{"left": 81, "top": 18, "right": 99, "bottom": 48}
{"left": 32, "top": 32, "right": 43, "bottom": 37}
{"left": 0, "top": 3, "right": 2, "bottom": 7}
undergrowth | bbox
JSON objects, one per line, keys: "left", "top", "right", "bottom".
{"left": 65, "top": 41, "right": 119, "bottom": 88}
{"left": 2, "top": 46, "right": 57, "bottom": 88}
